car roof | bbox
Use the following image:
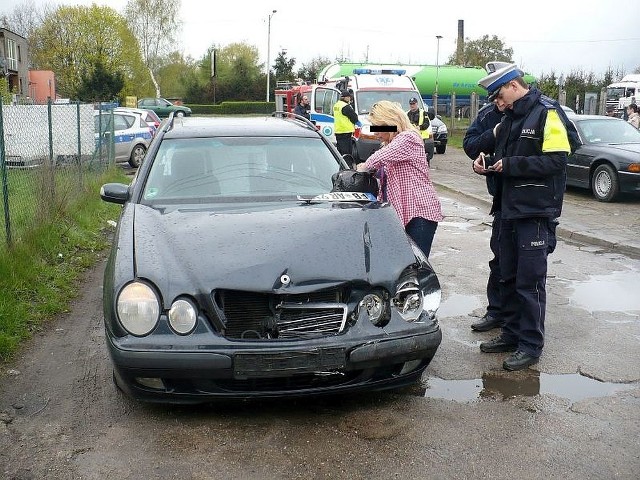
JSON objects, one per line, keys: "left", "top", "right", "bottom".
{"left": 161, "top": 115, "right": 320, "bottom": 139}
{"left": 95, "top": 108, "right": 142, "bottom": 118}
{"left": 115, "top": 107, "right": 151, "bottom": 115}
{"left": 571, "top": 114, "right": 624, "bottom": 122}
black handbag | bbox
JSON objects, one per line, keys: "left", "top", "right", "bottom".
{"left": 331, "top": 169, "right": 379, "bottom": 196}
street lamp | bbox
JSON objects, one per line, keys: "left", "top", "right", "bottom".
{"left": 435, "top": 35, "right": 443, "bottom": 116}
{"left": 266, "top": 9, "right": 277, "bottom": 102}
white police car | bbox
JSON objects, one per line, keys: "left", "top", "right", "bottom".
{"left": 95, "top": 109, "right": 154, "bottom": 168}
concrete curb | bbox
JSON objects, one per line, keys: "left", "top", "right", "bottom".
{"left": 433, "top": 181, "right": 640, "bottom": 259}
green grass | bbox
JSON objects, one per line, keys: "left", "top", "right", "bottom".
{"left": 0, "top": 166, "right": 128, "bottom": 361}
{"left": 441, "top": 116, "right": 469, "bottom": 150}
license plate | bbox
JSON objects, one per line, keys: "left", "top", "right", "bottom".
{"left": 234, "top": 348, "right": 346, "bottom": 379}
{"left": 297, "top": 192, "right": 376, "bottom": 202}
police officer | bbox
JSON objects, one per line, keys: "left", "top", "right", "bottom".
{"left": 476, "top": 63, "right": 571, "bottom": 371}
{"left": 333, "top": 90, "right": 358, "bottom": 165}
{"left": 463, "top": 96, "right": 505, "bottom": 333}
{"left": 406, "top": 97, "right": 434, "bottom": 163}
{"left": 462, "top": 61, "right": 519, "bottom": 333}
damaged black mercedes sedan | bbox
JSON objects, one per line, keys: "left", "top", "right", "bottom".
{"left": 100, "top": 114, "right": 442, "bottom": 403}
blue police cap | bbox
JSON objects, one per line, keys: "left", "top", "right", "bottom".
{"left": 478, "top": 63, "right": 523, "bottom": 101}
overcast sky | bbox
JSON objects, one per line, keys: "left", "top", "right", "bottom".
{"left": 8, "top": 0, "right": 640, "bottom": 78}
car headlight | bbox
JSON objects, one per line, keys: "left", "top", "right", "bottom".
{"left": 117, "top": 281, "right": 160, "bottom": 336}
{"left": 168, "top": 298, "right": 197, "bottom": 334}
{"left": 393, "top": 274, "right": 424, "bottom": 322}
{"left": 359, "top": 291, "right": 390, "bottom": 327}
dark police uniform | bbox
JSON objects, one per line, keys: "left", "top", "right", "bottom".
{"left": 493, "top": 87, "right": 570, "bottom": 359}
{"left": 463, "top": 103, "right": 504, "bottom": 329}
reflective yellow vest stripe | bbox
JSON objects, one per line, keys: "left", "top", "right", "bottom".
{"left": 542, "top": 110, "right": 571, "bottom": 153}
{"left": 333, "top": 100, "right": 355, "bottom": 134}
{"left": 418, "top": 109, "right": 431, "bottom": 139}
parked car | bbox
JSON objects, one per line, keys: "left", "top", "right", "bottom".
{"left": 561, "top": 105, "right": 576, "bottom": 115}
{"left": 94, "top": 109, "right": 153, "bottom": 168}
{"left": 100, "top": 114, "right": 442, "bottom": 403}
{"left": 430, "top": 115, "right": 448, "bottom": 154}
{"left": 566, "top": 114, "right": 640, "bottom": 202}
{"left": 137, "top": 97, "right": 192, "bottom": 118}
{"left": 115, "top": 107, "right": 162, "bottom": 134}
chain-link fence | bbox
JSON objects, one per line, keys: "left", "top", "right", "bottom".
{"left": 0, "top": 99, "right": 116, "bottom": 249}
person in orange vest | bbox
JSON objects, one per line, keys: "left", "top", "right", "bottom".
{"left": 333, "top": 90, "right": 359, "bottom": 165}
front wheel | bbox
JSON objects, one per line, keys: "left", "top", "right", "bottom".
{"left": 436, "top": 144, "right": 446, "bottom": 154}
{"left": 591, "top": 163, "right": 619, "bottom": 202}
{"left": 175, "top": 111, "right": 185, "bottom": 118}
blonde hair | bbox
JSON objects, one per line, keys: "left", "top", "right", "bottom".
{"left": 368, "top": 100, "right": 419, "bottom": 134}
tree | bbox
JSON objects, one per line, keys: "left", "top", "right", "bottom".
{"left": 156, "top": 51, "right": 198, "bottom": 99}
{"left": 448, "top": 34, "right": 513, "bottom": 68}
{"left": 273, "top": 49, "right": 295, "bottom": 83}
{"left": 76, "top": 60, "right": 124, "bottom": 102}
{"left": 124, "top": 0, "right": 181, "bottom": 98}
{"left": 297, "top": 56, "right": 331, "bottom": 82}
{"left": 0, "top": 1, "right": 53, "bottom": 38}
{"left": 30, "top": 5, "right": 151, "bottom": 100}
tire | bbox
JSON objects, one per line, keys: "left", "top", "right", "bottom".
{"left": 129, "top": 144, "right": 147, "bottom": 168}
{"left": 591, "top": 163, "right": 619, "bottom": 202}
{"left": 350, "top": 141, "right": 360, "bottom": 165}
{"left": 175, "top": 111, "right": 185, "bottom": 118}
{"left": 436, "top": 144, "right": 446, "bottom": 154}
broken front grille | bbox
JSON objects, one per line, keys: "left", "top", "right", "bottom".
{"left": 214, "top": 289, "right": 348, "bottom": 340}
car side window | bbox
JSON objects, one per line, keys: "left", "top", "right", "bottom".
{"left": 113, "top": 114, "right": 134, "bottom": 131}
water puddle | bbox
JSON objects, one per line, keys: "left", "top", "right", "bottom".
{"left": 419, "top": 372, "right": 637, "bottom": 404}
{"left": 570, "top": 270, "right": 640, "bottom": 312}
{"left": 437, "top": 294, "right": 481, "bottom": 318}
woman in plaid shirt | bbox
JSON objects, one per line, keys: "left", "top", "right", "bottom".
{"left": 357, "top": 100, "right": 443, "bottom": 257}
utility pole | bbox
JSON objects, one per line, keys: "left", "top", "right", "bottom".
{"left": 266, "top": 10, "right": 277, "bottom": 102}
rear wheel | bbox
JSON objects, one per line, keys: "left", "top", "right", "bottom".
{"left": 129, "top": 144, "right": 147, "bottom": 168}
{"left": 591, "top": 163, "right": 619, "bottom": 202}
{"left": 350, "top": 141, "right": 360, "bottom": 165}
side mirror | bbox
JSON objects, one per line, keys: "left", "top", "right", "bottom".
{"left": 100, "top": 183, "right": 130, "bottom": 205}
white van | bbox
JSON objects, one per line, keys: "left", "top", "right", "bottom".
{"left": 317, "top": 67, "right": 429, "bottom": 161}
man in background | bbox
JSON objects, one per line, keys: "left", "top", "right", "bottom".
{"left": 294, "top": 95, "right": 310, "bottom": 120}
{"left": 333, "top": 90, "right": 359, "bottom": 165}
{"left": 406, "top": 97, "right": 434, "bottom": 163}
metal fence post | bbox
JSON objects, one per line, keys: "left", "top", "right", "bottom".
{"left": 0, "top": 97, "right": 12, "bottom": 246}
{"left": 76, "top": 100, "right": 83, "bottom": 185}
{"left": 47, "top": 98, "right": 56, "bottom": 206}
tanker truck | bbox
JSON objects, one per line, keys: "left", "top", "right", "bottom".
{"left": 317, "top": 62, "right": 536, "bottom": 116}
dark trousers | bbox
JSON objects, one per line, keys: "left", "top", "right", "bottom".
{"left": 405, "top": 217, "right": 438, "bottom": 258}
{"left": 499, "top": 217, "right": 556, "bottom": 357}
{"left": 486, "top": 211, "right": 503, "bottom": 320}
{"left": 335, "top": 133, "right": 353, "bottom": 161}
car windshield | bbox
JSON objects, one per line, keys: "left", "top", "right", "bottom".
{"left": 356, "top": 91, "right": 422, "bottom": 114}
{"left": 575, "top": 118, "right": 640, "bottom": 144}
{"left": 141, "top": 136, "right": 340, "bottom": 203}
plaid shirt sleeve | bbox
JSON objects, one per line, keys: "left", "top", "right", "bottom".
{"left": 364, "top": 131, "right": 443, "bottom": 226}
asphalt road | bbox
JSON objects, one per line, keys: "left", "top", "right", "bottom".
{"left": 0, "top": 150, "right": 638, "bottom": 479}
